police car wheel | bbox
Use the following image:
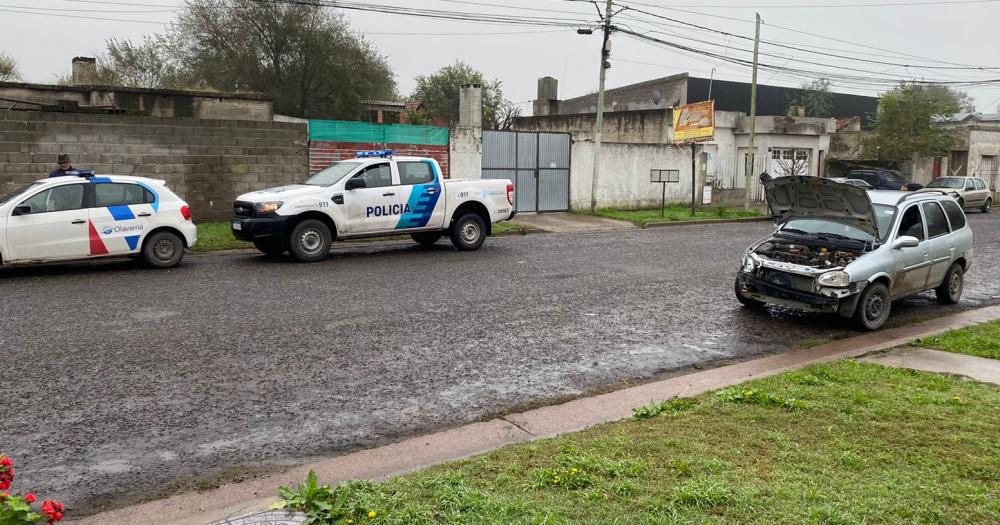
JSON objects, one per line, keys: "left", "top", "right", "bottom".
{"left": 288, "top": 219, "right": 331, "bottom": 262}
{"left": 411, "top": 232, "right": 442, "bottom": 245}
{"left": 450, "top": 213, "right": 486, "bottom": 251}
{"left": 254, "top": 240, "right": 285, "bottom": 256}
{"left": 142, "top": 231, "right": 185, "bottom": 269}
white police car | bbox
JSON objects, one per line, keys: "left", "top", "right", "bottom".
{"left": 231, "top": 151, "right": 515, "bottom": 262}
{"left": 0, "top": 172, "right": 196, "bottom": 268}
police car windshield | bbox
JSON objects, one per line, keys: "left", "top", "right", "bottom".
{"left": 303, "top": 161, "right": 363, "bottom": 186}
{"left": 0, "top": 182, "right": 41, "bottom": 206}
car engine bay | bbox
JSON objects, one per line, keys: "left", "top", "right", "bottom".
{"left": 754, "top": 239, "right": 861, "bottom": 268}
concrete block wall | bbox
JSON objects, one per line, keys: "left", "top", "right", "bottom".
{"left": 571, "top": 140, "right": 694, "bottom": 210}
{"left": 309, "top": 141, "right": 450, "bottom": 178}
{"left": 0, "top": 110, "right": 307, "bottom": 221}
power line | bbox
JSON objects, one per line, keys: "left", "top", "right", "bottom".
{"left": 619, "top": 0, "right": 1000, "bottom": 8}
{"left": 618, "top": 1, "right": 987, "bottom": 68}
{"left": 622, "top": 6, "right": 1000, "bottom": 71}
{"left": 0, "top": 6, "right": 167, "bottom": 23}
{"left": 0, "top": 3, "right": 176, "bottom": 13}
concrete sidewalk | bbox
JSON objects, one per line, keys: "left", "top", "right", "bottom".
{"left": 511, "top": 212, "right": 634, "bottom": 233}
{"left": 75, "top": 305, "right": 1000, "bottom": 525}
{"left": 860, "top": 346, "right": 1000, "bottom": 384}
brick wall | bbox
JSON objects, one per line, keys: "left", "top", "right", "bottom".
{"left": 309, "top": 141, "right": 450, "bottom": 178}
{"left": 0, "top": 110, "right": 308, "bottom": 221}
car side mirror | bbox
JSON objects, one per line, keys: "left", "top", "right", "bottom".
{"left": 892, "top": 235, "right": 920, "bottom": 249}
{"left": 345, "top": 178, "right": 366, "bottom": 190}
{"left": 12, "top": 205, "right": 31, "bottom": 216}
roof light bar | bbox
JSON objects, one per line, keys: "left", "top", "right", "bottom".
{"left": 356, "top": 150, "right": 395, "bottom": 158}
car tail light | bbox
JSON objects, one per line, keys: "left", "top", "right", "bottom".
{"left": 180, "top": 205, "right": 192, "bottom": 220}
{"left": 506, "top": 183, "right": 514, "bottom": 206}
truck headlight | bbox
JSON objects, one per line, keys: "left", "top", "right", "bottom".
{"left": 818, "top": 271, "right": 850, "bottom": 287}
{"left": 255, "top": 201, "right": 283, "bottom": 214}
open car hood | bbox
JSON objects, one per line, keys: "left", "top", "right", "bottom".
{"left": 764, "top": 176, "right": 879, "bottom": 238}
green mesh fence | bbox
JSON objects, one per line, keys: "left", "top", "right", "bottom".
{"left": 309, "top": 120, "right": 449, "bottom": 146}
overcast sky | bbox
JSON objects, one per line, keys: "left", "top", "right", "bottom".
{"left": 3, "top": 0, "right": 1000, "bottom": 115}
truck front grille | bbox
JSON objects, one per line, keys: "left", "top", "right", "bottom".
{"left": 761, "top": 269, "right": 815, "bottom": 293}
{"left": 233, "top": 201, "right": 254, "bottom": 218}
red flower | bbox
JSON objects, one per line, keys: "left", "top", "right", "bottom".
{"left": 25, "top": 492, "right": 37, "bottom": 504}
{"left": 0, "top": 481, "right": 10, "bottom": 491}
{"left": 0, "top": 456, "right": 12, "bottom": 467}
{"left": 42, "top": 499, "right": 65, "bottom": 523}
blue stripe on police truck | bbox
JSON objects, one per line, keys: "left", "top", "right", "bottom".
{"left": 395, "top": 161, "right": 443, "bottom": 229}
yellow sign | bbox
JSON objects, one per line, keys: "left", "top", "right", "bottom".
{"left": 673, "top": 100, "right": 715, "bottom": 142}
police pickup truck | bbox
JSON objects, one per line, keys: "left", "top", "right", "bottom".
{"left": 231, "top": 151, "right": 515, "bottom": 262}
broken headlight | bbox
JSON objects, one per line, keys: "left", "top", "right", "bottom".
{"left": 817, "top": 270, "right": 850, "bottom": 288}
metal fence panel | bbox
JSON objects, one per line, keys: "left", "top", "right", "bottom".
{"left": 516, "top": 171, "right": 537, "bottom": 211}
{"left": 538, "top": 170, "right": 570, "bottom": 211}
{"left": 539, "top": 133, "right": 571, "bottom": 169}
{"left": 517, "top": 133, "right": 538, "bottom": 169}
{"left": 483, "top": 131, "right": 517, "bottom": 169}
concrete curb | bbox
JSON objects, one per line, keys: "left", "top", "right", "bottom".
{"left": 641, "top": 216, "right": 772, "bottom": 228}
{"left": 73, "top": 305, "right": 1000, "bottom": 525}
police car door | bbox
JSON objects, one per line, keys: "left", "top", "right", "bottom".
{"left": 89, "top": 181, "right": 157, "bottom": 255}
{"left": 343, "top": 162, "right": 399, "bottom": 234}
{"left": 394, "top": 160, "right": 444, "bottom": 231}
{"left": 6, "top": 182, "right": 89, "bottom": 261}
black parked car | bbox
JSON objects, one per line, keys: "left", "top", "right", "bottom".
{"left": 845, "top": 169, "right": 923, "bottom": 191}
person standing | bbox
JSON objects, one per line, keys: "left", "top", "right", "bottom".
{"left": 49, "top": 154, "right": 76, "bottom": 177}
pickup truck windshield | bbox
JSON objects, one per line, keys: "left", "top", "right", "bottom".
{"left": 926, "top": 178, "right": 965, "bottom": 189}
{"left": 781, "top": 204, "right": 896, "bottom": 243}
{"left": 303, "top": 161, "right": 363, "bottom": 186}
{"left": 0, "top": 182, "right": 41, "bottom": 206}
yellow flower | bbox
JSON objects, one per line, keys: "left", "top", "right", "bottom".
{"left": 368, "top": 511, "right": 377, "bottom": 518}
{"left": 952, "top": 396, "right": 961, "bottom": 401}
{"left": 570, "top": 468, "right": 578, "bottom": 473}
{"left": 348, "top": 520, "right": 354, "bottom": 524}
{"left": 554, "top": 476, "right": 561, "bottom": 484}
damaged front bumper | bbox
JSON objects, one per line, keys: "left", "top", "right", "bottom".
{"left": 736, "top": 271, "right": 863, "bottom": 316}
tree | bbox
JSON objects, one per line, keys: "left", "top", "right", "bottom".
{"left": 411, "top": 61, "right": 515, "bottom": 129}
{"left": 787, "top": 78, "right": 833, "bottom": 118}
{"left": 168, "top": 0, "right": 395, "bottom": 118}
{"left": 865, "top": 83, "right": 975, "bottom": 161}
{"left": 99, "top": 37, "right": 182, "bottom": 88}
{"left": 0, "top": 51, "right": 21, "bottom": 82}
{"left": 84, "top": 0, "right": 395, "bottom": 119}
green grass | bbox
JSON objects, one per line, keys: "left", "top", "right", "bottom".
{"left": 192, "top": 222, "right": 253, "bottom": 252}
{"left": 915, "top": 319, "right": 1000, "bottom": 360}
{"left": 192, "top": 221, "right": 536, "bottom": 253}
{"left": 276, "top": 360, "right": 1000, "bottom": 524}
{"left": 583, "top": 205, "right": 763, "bottom": 227}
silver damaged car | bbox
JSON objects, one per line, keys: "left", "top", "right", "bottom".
{"left": 736, "top": 176, "right": 974, "bottom": 330}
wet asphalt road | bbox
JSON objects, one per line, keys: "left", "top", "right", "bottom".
{"left": 2, "top": 213, "right": 998, "bottom": 515}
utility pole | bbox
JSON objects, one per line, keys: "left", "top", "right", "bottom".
{"left": 743, "top": 13, "right": 761, "bottom": 211}
{"left": 589, "top": 0, "right": 614, "bottom": 215}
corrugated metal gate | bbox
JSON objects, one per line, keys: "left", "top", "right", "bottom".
{"left": 482, "top": 131, "right": 571, "bottom": 212}
{"left": 981, "top": 155, "right": 998, "bottom": 197}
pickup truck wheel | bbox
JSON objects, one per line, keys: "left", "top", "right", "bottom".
{"left": 981, "top": 198, "right": 992, "bottom": 213}
{"left": 734, "top": 276, "right": 764, "bottom": 308}
{"left": 288, "top": 219, "right": 331, "bottom": 262}
{"left": 450, "top": 213, "right": 486, "bottom": 251}
{"left": 254, "top": 240, "right": 285, "bottom": 256}
{"left": 935, "top": 263, "right": 964, "bottom": 305}
{"left": 411, "top": 232, "right": 443, "bottom": 245}
{"left": 854, "top": 282, "right": 891, "bottom": 331}
{"left": 142, "top": 231, "right": 185, "bottom": 269}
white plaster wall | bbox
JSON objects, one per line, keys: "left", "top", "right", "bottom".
{"left": 968, "top": 128, "right": 1000, "bottom": 177}
{"left": 449, "top": 127, "right": 482, "bottom": 180}
{"left": 571, "top": 141, "right": 694, "bottom": 210}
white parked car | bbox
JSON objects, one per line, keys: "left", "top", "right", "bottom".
{"left": 0, "top": 173, "right": 196, "bottom": 268}
{"left": 231, "top": 151, "right": 516, "bottom": 262}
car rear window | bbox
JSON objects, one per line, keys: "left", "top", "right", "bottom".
{"left": 94, "top": 183, "right": 153, "bottom": 207}
{"left": 922, "top": 202, "right": 950, "bottom": 238}
{"left": 975, "top": 179, "right": 987, "bottom": 190}
{"left": 940, "top": 199, "right": 967, "bottom": 230}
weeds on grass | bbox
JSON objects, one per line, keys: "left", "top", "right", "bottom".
{"left": 670, "top": 478, "right": 735, "bottom": 508}
{"left": 632, "top": 398, "right": 695, "bottom": 420}
{"left": 717, "top": 387, "right": 809, "bottom": 410}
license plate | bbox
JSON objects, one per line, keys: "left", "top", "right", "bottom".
{"left": 232, "top": 221, "right": 242, "bottom": 231}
